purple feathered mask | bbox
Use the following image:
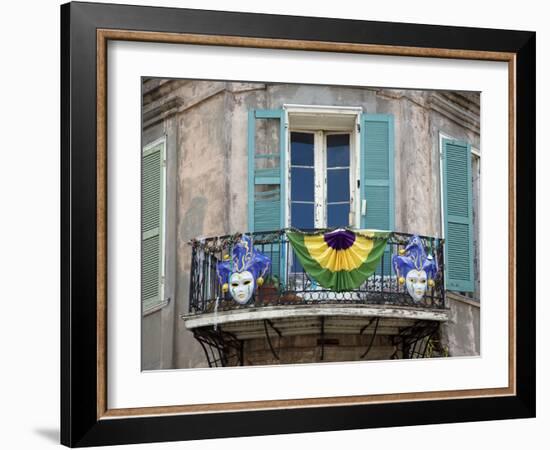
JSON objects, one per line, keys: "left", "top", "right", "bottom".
{"left": 216, "top": 235, "right": 271, "bottom": 304}
{"left": 392, "top": 235, "right": 437, "bottom": 279}
{"left": 392, "top": 235, "right": 438, "bottom": 302}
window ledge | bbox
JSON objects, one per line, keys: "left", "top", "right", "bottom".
{"left": 142, "top": 298, "right": 170, "bottom": 317}
{"left": 446, "top": 291, "right": 480, "bottom": 308}
{"left": 182, "top": 303, "right": 450, "bottom": 330}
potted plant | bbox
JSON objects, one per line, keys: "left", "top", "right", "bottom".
{"left": 256, "top": 275, "right": 280, "bottom": 305}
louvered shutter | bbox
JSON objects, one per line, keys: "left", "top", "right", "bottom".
{"left": 442, "top": 139, "right": 474, "bottom": 292}
{"left": 247, "top": 109, "right": 286, "bottom": 281}
{"left": 142, "top": 141, "right": 166, "bottom": 314}
{"left": 360, "top": 114, "right": 395, "bottom": 275}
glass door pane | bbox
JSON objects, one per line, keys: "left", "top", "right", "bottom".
{"left": 326, "top": 134, "right": 350, "bottom": 227}
{"left": 290, "top": 132, "right": 315, "bottom": 273}
{"left": 290, "top": 132, "right": 315, "bottom": 230}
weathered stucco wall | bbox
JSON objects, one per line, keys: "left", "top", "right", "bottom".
{"left": 441, "top": 294, "right": 480, "bottom": 356}
{"left": 243, "top": 334, "right": 396, "bottom": 366}
{"left": 142, "top": 79, "right": 480, "bottom": 369}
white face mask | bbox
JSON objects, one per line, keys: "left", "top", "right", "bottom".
{"left": 405, "top": 269, "right": 428, "bottom": 302}
{"left": 229, "top": 271, "right": 255, "bottom": 304}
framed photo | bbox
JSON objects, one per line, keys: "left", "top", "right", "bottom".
{"left": 61, "top": 1, "right": 535, "bottom": 447}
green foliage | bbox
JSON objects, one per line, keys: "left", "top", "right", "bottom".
{"left": 264, "top": 274, "right": 280, "bottom": 288}
{"left": 425, "top": 336, "right": 449, "bottom": 358}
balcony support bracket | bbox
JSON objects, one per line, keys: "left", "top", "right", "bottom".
{"left": 263, "top": 320, "right": 280, "bottom": 361}
{"left": 320, "top": 317, "right": 325, "bottom": 361}
{"left": 361, "top": 317, "right": 380, "bottom": 359}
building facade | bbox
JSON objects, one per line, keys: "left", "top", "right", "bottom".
{"left": 141, "top": 79, "right": 480, "bottom": 370}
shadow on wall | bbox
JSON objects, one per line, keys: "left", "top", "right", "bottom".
{"left": 33, "top": 428, "right": 59, "bottom": 444}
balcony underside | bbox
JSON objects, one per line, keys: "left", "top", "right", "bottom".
{"left": 183, "top": 303, "right": 449, "bottom": 339}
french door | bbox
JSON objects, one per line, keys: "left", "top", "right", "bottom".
{"left": 289, "top": 131, "right": 354, "bottom": 230}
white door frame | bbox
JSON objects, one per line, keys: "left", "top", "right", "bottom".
{"left": 284, "top": 104, "right": 362, "bottom": 230}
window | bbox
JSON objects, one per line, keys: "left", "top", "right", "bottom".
{"left": 439, "top": 133, "right": 477, "bottom": 294}
{"left": 248, "top": 106, "right": 394, "bottom": 278}
{"left": 142, "top": 137, "right": 167, "bottom": 315}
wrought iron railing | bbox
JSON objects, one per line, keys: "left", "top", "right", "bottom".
{"left": 188, "top": 229, "right": 445, "bottom": 314}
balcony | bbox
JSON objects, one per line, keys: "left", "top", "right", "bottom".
{"left": 188, "top": 229, "right": 446, "bottom": 313}
{"left": 183, "top": 229, "right": 449, "bottom": 366}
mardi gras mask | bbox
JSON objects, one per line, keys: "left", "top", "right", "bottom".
{"left": 229, "top": 271, "right": 255, "bottom": 304}
{"left": 405, "top": 269, "right": 428, "bottom": 302}
{"left": 216, "top": 235, "right": 271, "bottom": 304}
{"left": 392, "top": 235, "right": 437, "bottom": 303}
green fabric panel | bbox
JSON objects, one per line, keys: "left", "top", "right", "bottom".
{"left": 286, "top": 231, "right": 390, "bottom": 292}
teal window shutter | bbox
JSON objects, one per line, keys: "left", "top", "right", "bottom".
{"left": 247, "top": 109, "right": 286, "bottom": 281}
{"left": 360, "top": 114, "right": 394, "bottom": 274}
{"left": 442, "top": 139, "right": 474, "bottom": 292}
{"left": 247, "top": 109, "right": 286, "bottom": 232}
{"left": 142, "top": 140, "right": 166, "bottom": 314}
